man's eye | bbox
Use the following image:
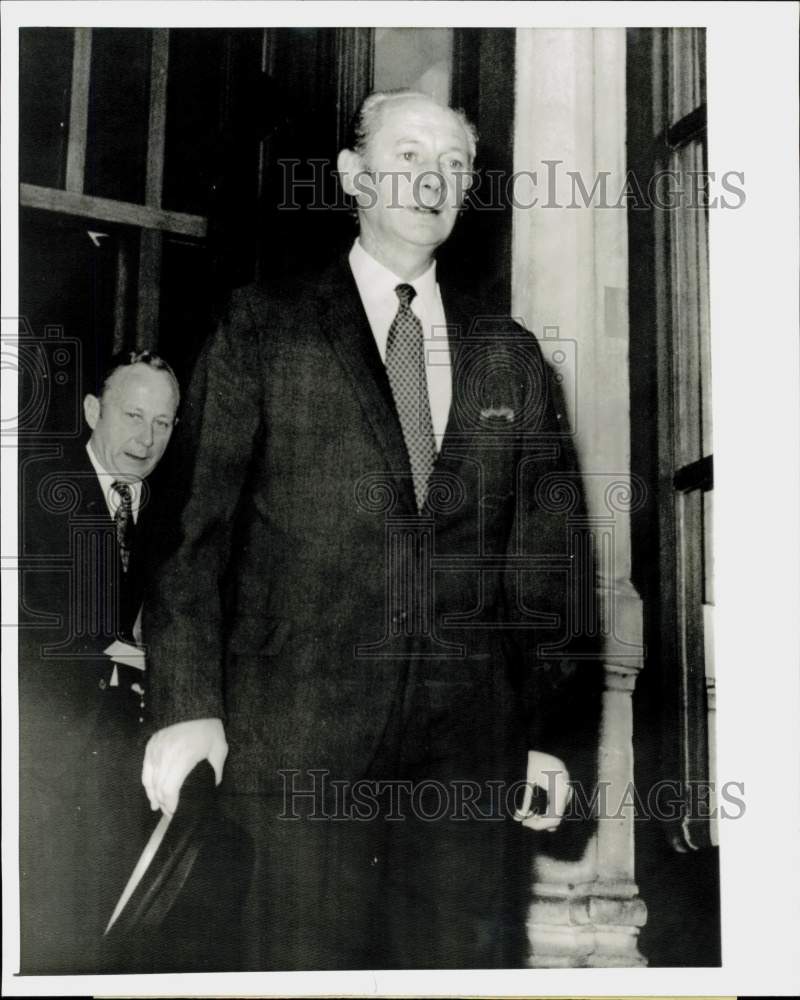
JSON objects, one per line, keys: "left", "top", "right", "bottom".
{"left": 448, "top": 158, "right": 465, "bottom": 170}
{"left": 401, "top": 150, "right": 417, "bottom": 162}
{"left": 126, "top": 411, "right": 142, "bottom": 421}
{"left": 156, "top": 420, "right": 171, "bottom": 431}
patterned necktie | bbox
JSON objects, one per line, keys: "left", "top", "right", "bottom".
{"left": 385, "top": 283, "right": 436, "bottom": 512}
{"left": 112, "top": 481, "right": 134, "bottom": 573}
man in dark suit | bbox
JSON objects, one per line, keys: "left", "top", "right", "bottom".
{"left": 143, "top": 90, "right": 598, "bottom": 969}
{"left": 19, "top": 350, "right": 180, "bottom": 972}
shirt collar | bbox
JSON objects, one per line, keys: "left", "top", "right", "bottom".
{"left": 349, "top": 239, "right": 439, "bottom": 314}
{"left": 85, "top": 440, "right": 141, "bottom": 516}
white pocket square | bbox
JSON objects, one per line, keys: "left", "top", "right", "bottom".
{"left": 479, "top": 405, "right": 515, "bottom": 423}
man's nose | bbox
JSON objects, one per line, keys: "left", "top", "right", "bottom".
{"left": 415, "top": 163, "right": 445, "bottom": 205}
{"left": 417, "top": 163, "right": 443, "bottom": 191}
{"left": 134, "top": 422, "right": 154, "bottom": 448}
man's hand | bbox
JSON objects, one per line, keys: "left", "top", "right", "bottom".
{"left": 513, "top": 750, "right": 571, "bottom": 833}
{"left": 142, "top": 718, "right": 228, "bottom": 817}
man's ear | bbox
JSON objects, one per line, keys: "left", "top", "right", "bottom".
{"left": 337, "top": 148, "right": 371, "bottom": 199}
{"left": 83, "top": 394, "right": 100, "bottom": 431}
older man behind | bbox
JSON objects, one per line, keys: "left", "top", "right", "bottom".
{"left": 19, "top": 350, "right": 180, "bottom": 973}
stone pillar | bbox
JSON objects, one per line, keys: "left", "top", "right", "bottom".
{"left": 512, "top": 27, "right": 647, "bottom": 967}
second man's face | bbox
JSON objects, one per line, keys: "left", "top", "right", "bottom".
{"left": 84, "top": 363, "right": 178, "bottom": 480}
{"left": 349, "top": 96, "right": 473, "bottom": 264}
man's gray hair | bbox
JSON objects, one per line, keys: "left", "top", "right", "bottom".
{"left": 349, "top": 89, "right": 478, "bottom": 165}
{"left": 97, "top": 349, "right": 181, "bottom": 405}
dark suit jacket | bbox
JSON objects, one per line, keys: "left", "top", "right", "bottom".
{"left": 145, "top": 257, "right": 598, "bottom": 795}
{"left": 19, "top": 441, "right": 154, "bottom": 765}
{"left": 19, "top": 440, "right": 161, "bottom": 972}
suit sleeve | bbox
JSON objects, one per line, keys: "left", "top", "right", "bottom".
{"left": 506, "top": 329, "right": 603, "bottom": 782}
{"left": 143, "top": 286, "right": 266, "bottom": 729}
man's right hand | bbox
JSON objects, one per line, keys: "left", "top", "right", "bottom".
{"left": 142, "top": 718, "right": 228, "bottom": 817}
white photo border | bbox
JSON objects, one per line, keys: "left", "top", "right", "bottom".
{"left": 2, "top": 2, "right": 799, "bottom": 996}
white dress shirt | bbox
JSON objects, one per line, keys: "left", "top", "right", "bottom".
{"left": 348, "top": 239, "right": 452, "bottom": 450}
{"left": 85, "top": 441, "right": 142, "bottom": 524}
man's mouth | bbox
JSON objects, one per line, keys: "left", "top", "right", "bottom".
{"left": 410, "top": 205, "right": 441, "bottom": 215}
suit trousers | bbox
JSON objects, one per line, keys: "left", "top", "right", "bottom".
{"left": 19, "top": 657, "right": 105, "bottom": 974}
{"left": 78, "top": 663, "right": 153, "bottom": 972}
{"left": 209, "top": 663, "right": 532, "bottom": 970}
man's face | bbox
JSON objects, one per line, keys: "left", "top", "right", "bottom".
{"left": 83, "top": 363, "right": 178, "bottom": 480}
{"left": 347, "top": 96, "right": 473, "bottom": 264}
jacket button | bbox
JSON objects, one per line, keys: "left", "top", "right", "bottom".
{"left": 98, "top": 678, "right": 106, "bottom": 690}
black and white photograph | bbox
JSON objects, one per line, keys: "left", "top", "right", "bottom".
{"left": 2, "top": 2, "right": 799, "bottom": 996}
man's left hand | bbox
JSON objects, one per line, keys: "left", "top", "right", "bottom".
{"left": 513, "top": 750, "right": 571, "bottom": 832}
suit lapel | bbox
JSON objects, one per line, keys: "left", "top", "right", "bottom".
{"left": 316, "top": 260, "right": 417, "bottom": 514}
{"left": 315, "top": 260, "right": 501, "bottom": 516}
{"left": 72, "top": 444, "right": 145, "bottom": 624}
{"left": 432, "top": 283, "right": 480, "bottom": 478}
{"left": 64, "top": 443, "right": 110, "bottom": 520}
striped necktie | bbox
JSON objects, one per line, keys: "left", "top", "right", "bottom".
{"left": 112, "top": 480, "right": 134, "bottom": 573}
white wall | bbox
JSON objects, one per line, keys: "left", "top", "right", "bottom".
{"left": 512, "top": 28, "right": 647, "bottom": 968}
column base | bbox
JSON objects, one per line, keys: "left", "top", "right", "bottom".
{"left": 526, "top": 880, "right": 648, "bottom": 967}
